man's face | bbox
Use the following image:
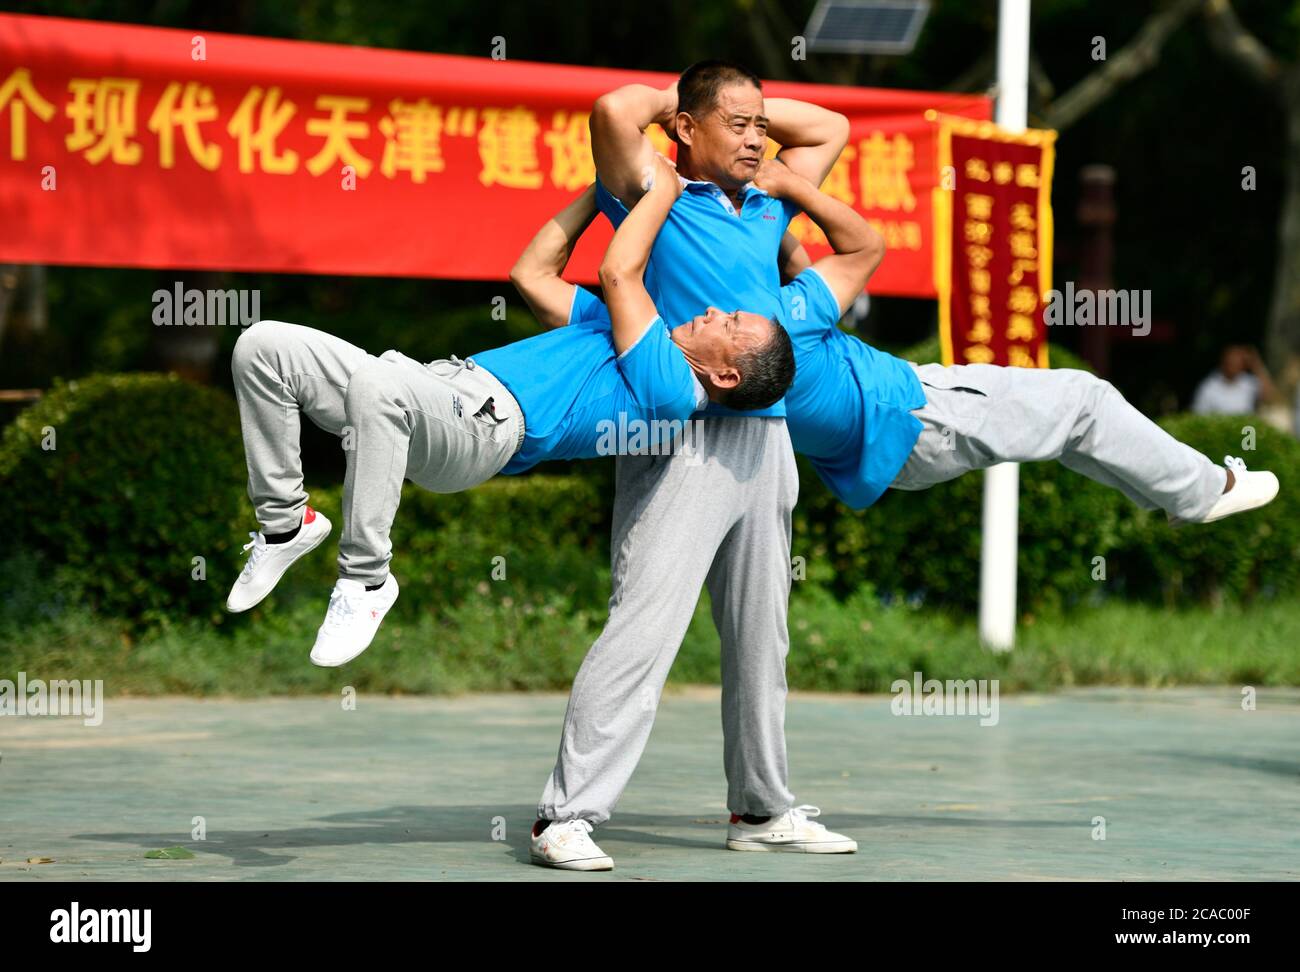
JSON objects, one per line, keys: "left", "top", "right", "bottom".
{"left": 1222, "top": 346, "right": 1247, "bottom": 378}
{"left": 670, "top": 306, "right": 772, "bottom": 390}
{"left": 678, "top": 83, "right": 767, "bottom": 190}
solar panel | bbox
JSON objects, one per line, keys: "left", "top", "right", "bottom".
{"left": 804, "top": 0, "right": 931, "bottom": 55}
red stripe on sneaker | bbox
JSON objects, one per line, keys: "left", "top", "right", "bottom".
{"left": 304, "top": 507, "right": 316, "bottom": 524}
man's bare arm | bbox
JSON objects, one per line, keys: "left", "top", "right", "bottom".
{"left": 1245, "top": 346, "right": 1279, "bottom": 403}
{"left": 765, "top": 98, "right": 850, "bottom": 188}
{"left": 779, "top": 230, "right": 813, "bottom": 284}
{"left": 509, "top": 185, "right": 599, "bottom": 329}
{"left": 599, "top": 155, "right": 681, "bottom": 354}
{"left": 589, "top": 82, "right": 676, "bottom": 206}
{"left": 754, "top": 159, "right": 882, "bottom": 312}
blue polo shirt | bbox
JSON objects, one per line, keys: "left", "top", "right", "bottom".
{"left": 472, "top": 291, "right": 701, "bottom": 474}
{"left": 561, "top": 271, "right": 926, "bottom": 508}
{"left": 595, "top": 177, "right": 799, "bottom": 418}
{"left": 780, "top": 268, "right": 926, "bottom": 508}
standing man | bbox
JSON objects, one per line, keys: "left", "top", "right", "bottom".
{"left": 531, "top": 62, "right": 856, "bottom": 870}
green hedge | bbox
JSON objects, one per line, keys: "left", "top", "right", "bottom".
{"left": 793, "top": 410, "right": 1300, "bottom": 613}
{"left": 0, "top": 373, "right": 249, "bottom": 624}
{"left": 0, "top": 373, "right": 611, "bottom": 628}
{"left": 3, "top": 369, "right": 1295, "bottom": 631}
{"left": 261, "top": 474, "right": 611, "bottom": 623}
{"left": 793, "top": 452, "right": 1135, "bottom": 613}
{"left": 896, "top": 333, "right": 1093, "bottom": 371}
{"left": 1115, "top": 414, "right": 1300, "bottom": 604}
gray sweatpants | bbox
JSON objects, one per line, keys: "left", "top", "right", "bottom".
{"left": 231, "top": 321, "right": 524, "bottom": 585}
{"left": 892, "top": 364, "right": 1225, "bottom": 519}
{"left": 539, "top": 417, "right": 799, "bottom": 826}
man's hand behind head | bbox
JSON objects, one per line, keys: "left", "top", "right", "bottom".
{"left": 656, "top": 82, "right": 679, "bottom": 132}
{"left": 752, "top": 157, "right": 803, "bottom": 199}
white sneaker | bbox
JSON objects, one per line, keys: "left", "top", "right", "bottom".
{"left": 309, "top": 575, "right": 399, "bottom": 667}
{"left": 726, "top": 805, "right": 857, "bottom": 854}
{"left": 226, "top": 507, "right": 331, "bottom": 613}
{"left": 1194, "top": 456, "right": 1280, "bottom": 524}
{"left": 529, "top": 819, "right": 614, "bottom": 871}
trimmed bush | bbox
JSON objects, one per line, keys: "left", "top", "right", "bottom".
{"left": 898, "top": 334, "right": 1093, "bottom": 372}
{"left": 793, "top": 454, "right": 1134, "bottom": 613}
{"left": 0, "top": 371, "right": 614, "bottom": 629}
{"left": 0, "top": 373, "right": 248, "bottom": 624}
{"left": 792, "top": 410, "right": 1300, "bottom": 614}
{"left": 1113, "top": 414, "right": 1300, "bottom": 604}
{"left": 264, "top": 473, "right": 612, "bottom": 622}
{"left": 793, "top": 338, "right": 1300, "bottom": 610}
{"left": 6, "top": 367, "right": 1293, "bottom": 636}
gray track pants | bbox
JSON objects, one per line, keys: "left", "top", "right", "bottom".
{"left": 892, "top": 364, "right": 1225, "bottom": 519}
{"left": 539, "top": 417, "right": 799, "bottom": 826}
{"left": 231, "top": 321, "right": 524, "bottom": 585}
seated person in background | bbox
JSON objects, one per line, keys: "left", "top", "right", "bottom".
{"left": 1192, "top": 345, "right": 1276, "bottom": 415}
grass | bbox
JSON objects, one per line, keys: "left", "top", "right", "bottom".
{"left": 2, "top": 580, "right": 1297, "bottom": 696}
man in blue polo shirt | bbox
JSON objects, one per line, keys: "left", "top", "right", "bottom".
{"left": 522, "top": 120, "right": 1280, "bottom": 870}
{"left": 226, "top": 153, "right": 794, "bottom": 672}
{"left": 530, "top": 61, "right": 860, "bottom": 870}
{"left": 512, "top": 172, "right": 923, "bottom": 513}
{"left": 761, "top": 161, "right": 1279, "bottom": 526}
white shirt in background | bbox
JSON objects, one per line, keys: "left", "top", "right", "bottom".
{"left": 1191, "top": 371, "right": 1259, "bottom": 415}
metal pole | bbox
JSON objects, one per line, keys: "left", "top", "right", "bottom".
{"left": 979, "top": 0, "right": 1031, "bottom": 651}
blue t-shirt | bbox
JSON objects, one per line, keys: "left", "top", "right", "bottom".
{"left": 595, "top": 177, "right": 799, "bottom": 418}
{"left": 473, "top": 288, "right": 699, "bottom": 474}
{"left": 558, "top": 271, "right": 926, "bottom": 508}
{"left": 780, "top": 268, "right": 926, "bottom": 508}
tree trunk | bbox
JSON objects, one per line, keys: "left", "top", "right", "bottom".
{"left": 150, "top": 270, "right": 225, "bottom": 383}
{"left": 0, "top": 264, "right": 19, "bottom": 352}
{"left": 26, "top": 264, "right": 46, "bottom": 334}
{"left": 1265, "top": 69, "right": 1300, "bottom": 371}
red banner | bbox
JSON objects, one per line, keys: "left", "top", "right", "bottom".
{"left": 0, "top": 14, "right": 989, "bottom": 295}
{"left": 933, "top": 114, "right": 1055, "bottom": 367}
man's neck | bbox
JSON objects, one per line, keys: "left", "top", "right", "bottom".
{"left": 677, "top": 156, "right": 746, "bottom": 209}
{"left": 687, "top": 368, "right": 714, "bottom": 408}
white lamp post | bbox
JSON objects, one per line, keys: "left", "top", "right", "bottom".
{"left": 979, "top": 0, "right": 1031, "bottom": 652}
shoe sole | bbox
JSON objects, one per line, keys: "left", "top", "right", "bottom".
{"left": 726, "top": 839, "right": 858, "bottom": 854}
{"left": 227, "top": 519, "right": 331, "bottom": 613}
{"left": 529, "top": 853, "right": 614, "bottom": 871}
{"left": 1200, "top": 480, "right": 1280, "bottom": 523}
{"left": 309, "top": 637, "right": 380, "bottom": 668}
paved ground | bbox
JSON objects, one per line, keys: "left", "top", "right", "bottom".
{"left": 1, "top": 687, "right": 1296, "bottom": 881}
